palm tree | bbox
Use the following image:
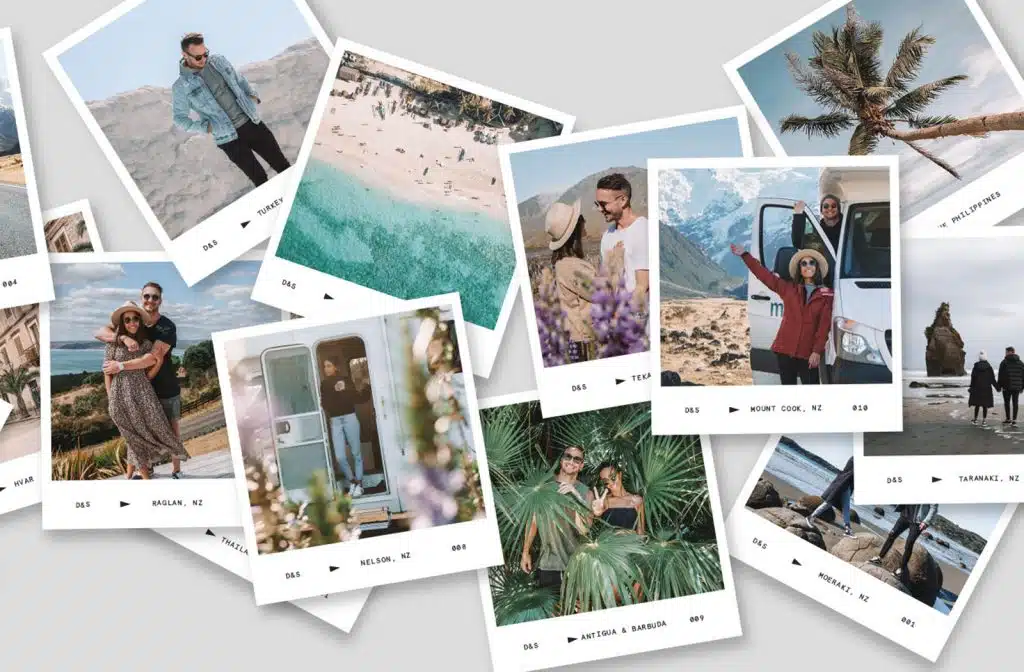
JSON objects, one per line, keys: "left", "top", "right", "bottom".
{"left": 780, "top": 4, "right": 1024, "bottom": 179}
{"left": 481, "top": 400, "right": 723, "bottom": 625}
{"left": 0, "top": 364, "right": 33, "bottom": 419}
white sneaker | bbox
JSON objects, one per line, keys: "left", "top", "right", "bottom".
{"left": 351, "top": 484, "right": 364, "bottom": 497}
{"left": 971, "top": 419, "right": 977, "bottom": 425}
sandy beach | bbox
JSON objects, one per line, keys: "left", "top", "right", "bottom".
{"left": 660, "top": 297, "right": 751, "bottom": 386}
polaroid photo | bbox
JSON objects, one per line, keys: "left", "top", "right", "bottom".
{"left": 474, "top": 392, "right": 740, "bottom": 672}
{"left": 0, "top": 28, "right": 55, "bottom": 310}
{"left": 726, "top": 0, "right": 1024, "bottom": 239}
{"left": 501, "top": 107, "right": 753, "bottom": 418}
{"left": 215, "top": 294, "right": 501, "bottom": 604}
{"left": 650, "top": 156, "right": 903, "bottom": 435}
{"left": 44, "top": 0, "right": 331, "bottom": 285}
{"left": 250, "top": 38, "right": 576, "bottom": 379}
{"left": 43, "top": 200, "right": 104, "bottom": 253}
{"left": 156, "top": 527, "right": 371, "bottom": 632}
{"left": 41, "top": 252, "right": 286, "bottom": 529}
{"left": 856, "top": 235, "right": 1024, "bottom": 503}
{"left": 728, "top": 433, "right": 1016, "bottom": 662}
{"left": 0, "top": 399, "right": 9, "bottom": 434}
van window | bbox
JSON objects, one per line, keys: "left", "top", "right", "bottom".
{"left": 841, "top": 203, "right": 891, "bottom": 279}
{"left": 758, "top": 205, "right": 796, "bottom": 269}
{"left": 265, "top": 352, "right": 318, "bottom": 416}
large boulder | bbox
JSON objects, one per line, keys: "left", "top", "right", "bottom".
{"left": 853, "top": 561, "right": 912, "bottom": 596}
{"left": 754, "top": 507, "right": 825, "bottom": 550}
{"left": 746, "top": 479, "right": 783, "bottom": 509}
{"left": 787, "top": 495, "right": 824, "bottom": 517}
{"left": 849, "top": 509, "right": 860, "bottom": 524}
{"left": 924, "top": 302, "right": 966, "bottom": 376}
{"left": 829, "top": 534, "right": 942, "bottom": 606}
{"left": 873, "top": 507, "right": 885, "bottom": 517}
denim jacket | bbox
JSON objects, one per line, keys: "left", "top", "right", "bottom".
{"left": 171, "top": 54, "right": 260, "bottom": 145}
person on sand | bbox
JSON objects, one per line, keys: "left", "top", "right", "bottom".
{"left": 791, "top": 195, "right": 843, "bottom": 257}
{"left": 171, "top": 32, "right": 290, "bottom": 187}
{"left": 968, "top": 350, "right": 998, "bottom": 426}
{"left": 545, "top": 199, "right": 596, "bottom": 363}
{"left": 870, "top": 504, "right": 938, "bottom": 584}
{"left": 101, "top": 302, "right": 188, "bottom": 480}
{"left": 805, "top": 456, "right": 854, "bottom": 537}
{"left": 730, "top": 243, "right": 834, "bottom": 385}
{"left": 596, "top": 174, "right": 649, "bottom": 305}
{"left": 520, "top": 445, "right": 594, "bottom": 597}
{"left": 997, "top": 346, "right": 1024, "bottom": 427}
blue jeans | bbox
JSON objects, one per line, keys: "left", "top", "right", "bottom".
{"left": 329, "top": 413, "right": 363, "bottom": 484}
{"left": 838, "top": 487, "right": 852, "bottom": 527}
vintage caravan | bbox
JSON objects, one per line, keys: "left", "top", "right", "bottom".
{"left": 749, "top": 167, "right": 893, "bottom": 384}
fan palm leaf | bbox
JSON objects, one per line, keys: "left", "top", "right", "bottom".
{"left": 641, "top": 539, "right": 723, "bottom": 601}
{"left": 562, "top": 529, "right": 646, "bottom": 613}
{"left": 640, "top": 435, "right": 711, "bottom": 535}
{"left": 504, "top": 467, "right": 591, "bottom": 565}
{"left": 489, "top": 566, "right": 558, "bottom": 626}
{"left": 548, "top": 402, "right": 651, "bottom": 486}
{"left": 481, "top": 401, "right": 538, "bottom": 482}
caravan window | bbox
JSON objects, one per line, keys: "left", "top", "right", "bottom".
{"left": 265, "top": 352, "right": 318, "bottom": 417}
{"left": 841, "top": 203, "right": 891, "bottom": 280}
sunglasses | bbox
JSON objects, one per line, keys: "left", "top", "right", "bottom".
{"left": 188, "top": 50, "right": 210, "bottom": 61}
{"left": 594, "top": 195, "right": 622, "bottom": 211}
{"left": 821, "top": 203, "right": 838, "bottom": 210}
{"left": 123, "top": 315, "right": 141, "bottom": 324}
{"left": 142, "top": 293, "right": 161, "bottom": 301}
{"left": 799, "top": 258, "right": 818, "bottom": 268}
{"left": 561, "top": 452, "right": 584, "bottom": 465}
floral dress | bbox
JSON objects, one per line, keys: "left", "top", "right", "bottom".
{"left": 105, "top": 340, "right": 188, "bottom": 469}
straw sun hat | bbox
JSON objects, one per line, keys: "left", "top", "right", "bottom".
{"left": 110, "top": 300, "right": 145, "bottom": 327}
{"left": 788, "top": 248, "right": 829, "bottom": 281}
{"left": 545, "top": 199, "right": 582, "bottom": 251}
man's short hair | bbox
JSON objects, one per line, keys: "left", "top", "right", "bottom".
{"left": 1008, "top": 346, "right": 1016, "bottom": 354}
{"left": 181, "top": 32, "right": 205, "bottom": 52}
{"left": 596, "top": 173, "right": 632, "bottom": 205}
{"left": 142, "top": 281, "right": 164, "bottom": 296}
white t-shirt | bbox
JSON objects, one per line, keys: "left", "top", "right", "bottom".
{"left": 600, "top": 216, "right": 649, "bottom": 292}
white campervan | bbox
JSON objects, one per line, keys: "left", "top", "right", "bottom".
{"left": 748, "top": 167, "right": 893, "bottom": 385}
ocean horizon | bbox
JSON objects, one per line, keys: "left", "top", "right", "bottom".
{"left": 277, "top": 157, "right": 515, "bottom": 330}
{"left": 51, "top": 348, "right": 105, "bottom": 376}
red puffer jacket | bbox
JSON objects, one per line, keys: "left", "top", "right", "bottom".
{"left": 741, "top": 252, "right": 833, "bottom": 360}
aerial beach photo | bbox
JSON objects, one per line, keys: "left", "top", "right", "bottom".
{"left": 274, "top": 43, "right": 569, "bottom": 330}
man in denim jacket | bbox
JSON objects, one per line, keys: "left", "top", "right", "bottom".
{"left": 172, "top": 32, "right": 290, "bottom": 187}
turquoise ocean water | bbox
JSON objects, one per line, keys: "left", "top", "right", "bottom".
{"left": 276, "top": 157, "right": 516, "bottom": 330}
{"left": 52, "top": 349, "right": 105, "bottom": 375}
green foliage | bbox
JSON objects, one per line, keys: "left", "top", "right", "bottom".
{"left": 562, "top": 529, "right": 646, "bottom": 613}
{"left": 488, "top": 567, "right": 557, "bottom": 625}
{"left": 182, "top": 340, "right": 216, "bottom": 373}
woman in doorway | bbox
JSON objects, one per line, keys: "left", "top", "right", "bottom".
{"left": 320, "top": 357, "right": 370, "bottom": 497}
{"left": 729, "top": 243, "right": 834, "bottom": 385}
{"left": 544, "top": 199, "right": 597, "bottom": 363}
{"left": 968, "top": 350, "right": 998, "bottom": 426}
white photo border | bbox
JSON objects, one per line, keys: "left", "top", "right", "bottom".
{"left": 43, "top": 199, "right": 105, "bottom": 253}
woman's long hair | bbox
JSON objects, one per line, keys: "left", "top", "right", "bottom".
{"left": 551, "top": 215, "right": 586, "bottom": 265}
{"left": 820, "top": 193, "right": 842, "bottom": 223}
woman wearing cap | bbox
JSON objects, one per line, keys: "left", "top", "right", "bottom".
{"left": 545, "top": 199, "right": 596, "bottom": 363}
{"left": 729, "top": 242, "right": 834, "bottom": 385}
{"left": 101, "top": 301, "right": 188, "bottom": 479}
{"left": 968, "top": 350, "right": 998, "bottom": 426}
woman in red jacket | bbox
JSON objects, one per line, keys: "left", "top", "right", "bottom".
{"left": 730, "top": 243, "right": 834, "bottom": 385}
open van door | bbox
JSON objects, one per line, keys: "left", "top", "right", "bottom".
{"left": 748, "top": 198, "right": 836, "bottom": 384}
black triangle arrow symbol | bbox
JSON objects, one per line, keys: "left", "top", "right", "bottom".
{"left": 792, "top": 558, "right": 801, "bottom": 566}
{"left": 119, "top": 501, "right": 130, "bottom": 507}
{"left": 0, "top": 486, "right": 6, "bottom": 493}
{"left": 931, "top": 476, "right": 942, "bottom": 483}
{"left": 615, "top": 378, "right": 625, "bottom": 385}
{"left": 729, "top": 407, "right": 739, "bottom": 413}
{"left": 205, "top": 529, "right": 216, "bottom": 537}
{"left": 567, "top": 636, "right": 578, "bottom": 643}
{"left": 329, "top": 565, "right": 339, "bottom": 572}
{"left": 240, "top": 221, "right": 250, "bottom": 228}
{"left": 324, "top": 293, "right": 334, "bottom": 300}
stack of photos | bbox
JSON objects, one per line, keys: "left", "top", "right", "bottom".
{"left": 41, "top": 253, "right": 283, "bottom": 529}
{"left": 0, "top": 28, "right": 54, "bottom": 309}
{"left": 650, "top": 156, "right": 904, "bottom": 435}
{"left": 475, "top": 393, "right": 740, "bottom": 672}
{"left": 43, "top": 200, "right": 102, "bottom": 253}
{"left": 500, "top": 108, "right": 753, "bottom": 418}
{"left": 727, "top": 0, "right": 1024, "bottom": 239}
{"left": 727, "top": 433, "right": 1015, "bottom": 661}
{"left": 251, "top": 38, "right": 575, "bottom": 377}
{"left": 44, "top": 0, "right": 331, "bottom": 283}
{"left": 215, "top": 296, "right": 501, "bottom": 603}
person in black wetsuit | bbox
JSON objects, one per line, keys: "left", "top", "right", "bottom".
{"left": 591, "top": 462, "right": 645, "bottom": 534}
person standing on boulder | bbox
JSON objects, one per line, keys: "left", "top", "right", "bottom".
{"left": 870, "top": 504, "right": 938, "bottom": 584}
{"left": 968, "top": 351, "right": 997, "bottom": 426}
{"left": 997, "top": 346, "right": 1024, "bottom": 427}
{"left": 805, "top": 456, "right": 854, "bottom": 537}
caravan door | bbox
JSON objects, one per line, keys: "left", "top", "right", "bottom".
{"left": 748, "top": 198, "right": 835, "bottom": 384}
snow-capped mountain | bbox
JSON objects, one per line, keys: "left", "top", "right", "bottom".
{"left": 0, "top": 103, "right": 18, "bottom": 155}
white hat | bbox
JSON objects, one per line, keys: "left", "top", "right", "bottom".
{"left": 544, "top": 199, "right": 582, "bottom": 251}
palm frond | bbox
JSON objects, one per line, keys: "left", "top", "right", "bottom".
{"left": 780, "top": 112, "right": 855, "bottom": 139}
{"left": 900, "top": 138, "right": 962, "bottom": 179}
{"left": 562, "top": 529, "right": 647, "bottom": 613}
{"left": 505, "top": 467, "right": 591, "bottom": 565}
{"left": 548, "top": 402, "right": 651, "bottom": 486}
{"left": 901, "top": 114, "right": 962, "bottom": 129}
{"left": 481, "top": 401, "right": 539, "bottom": 481}
{"left": 640, "top": 540, "right": 724, "bottom": 601}
{"left": 489, "top": 566, "right": 558, "bottom": 626}
{"left": 883, "top": 75, "right": 968, "bottom": 118}
{"left": 848, "top": 122, "right": 879, "bottom": 155}
{"left": 641, "top": 435, "right": 711, "bottom": 535}
{"left": 784, "top": 51, "right": 854, "bottom": 113}
{"left": 883, "top": 27, "right": 936, "bottom": 93}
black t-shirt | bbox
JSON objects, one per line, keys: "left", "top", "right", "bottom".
{"left": 320, "top": 373, "right": 369, "bottom": 417}
{"left": 148, "top": 315, "right": 180, "bottom": 399}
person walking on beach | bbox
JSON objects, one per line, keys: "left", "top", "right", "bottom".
{"left": 968, "top": 350, "right": 997, "bottom": 426}
{"left": 730, "top": 243, "right": 834, "bottom": 385}
{"left": 870, "top": 504, "right": 938, "bottom": 584}
{"left": 98, "top": 282, "right": 184, "bottom": 479}
{"left": 805, "top": 456, "right": 855, "bottom": 537}
{"left": 172, "top": 32, "right": 290, "bottom": 187}
{"left": 997, "top": 346, "right": 1024, "bottom": 427}
{"left": 544, "top": 199, "right": 596, "bottom": 363}
{"left": 596, "top": 174, "right": 649, "bottom": 305}
{"left": 320, "top": 357, "right": 370, "bottom": 497}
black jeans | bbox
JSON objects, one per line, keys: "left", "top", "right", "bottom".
{"left": 777, "top": 353, "right": 819, "bottom": 385}
{"left": 879, "top": 515, "right": 922, "bottom": 583}
{"left": 1003, "top": 390, "right": 1020, "bottom": 421}
{"left": 218, "top": 121, "right": 290, "bottom": 186}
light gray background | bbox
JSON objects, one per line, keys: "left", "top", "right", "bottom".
{"left": 2, "top": 0, "right": 1022, "bottom": 669}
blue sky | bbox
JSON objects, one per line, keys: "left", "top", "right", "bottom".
{"left": 58, "top": 0, "right": 318, "bottom": 101}
{"left": 508, "top": 118, "right": 745, "bottom": 201}
{"left": 50, "top": 260, "right": 281, "bottom": 341}
{"left": 737, "top": 0, "right": 1024, "bottom": 217}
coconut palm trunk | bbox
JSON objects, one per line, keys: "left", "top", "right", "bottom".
{"left": 887, "top": 111, "right": 1024, "bottom": 142}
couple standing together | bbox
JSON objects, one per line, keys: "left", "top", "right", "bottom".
{"left": 968, "top": 346, "right": 1024, "bottom": 426}
{"left": 98, "top": 283, "right": 187, "bottom": 479}
{"left": 543, "top": 173, "right": 650, "bottom": 363}
{"left": 730, "top": 195, "right": 843, "bottom": 385}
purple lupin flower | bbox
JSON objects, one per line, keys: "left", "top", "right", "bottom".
{"left": 591, "top": 272, "right": 649, "bottom": 359}
{"left": 535, "top": 270, "right": 569, "bottom": 367}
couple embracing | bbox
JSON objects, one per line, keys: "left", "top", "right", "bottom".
{"left": 97, "top": 282, "right": 188, "bottom": 479}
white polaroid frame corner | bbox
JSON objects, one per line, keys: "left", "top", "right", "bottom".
{"left": 214, "top": 292, "right": 503, "bottom": 604}
{"left": 0, "top": 27, "right": 55, "bottom": 310}
{"left": 40, "top": 251, "right": 271, "bottom": 530}
{"left": 42, "top": 0, "right": 332, "bottom": 285}
{"left": 43, "top": 199, "right": 105, "bottom": 253}
{"left": 250, "top": 37, "right": 577, "bottom": 379}
{"left": 727, "top": 434, "right": 1017, "bottom": 662}
{"left": 649, "top": 155, "right": 904, "bottom": 435}
{"left": 724, "top": 0, "right": 1024, "bottom": 240}
{"left": 473, "top": 391, "right": 741, "bottom": 672}
{"left": 500, "top": 106, "right": 754, "bottom": 419}
{"left": 155, "top": 527, "right": 371, "bottom": 632}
